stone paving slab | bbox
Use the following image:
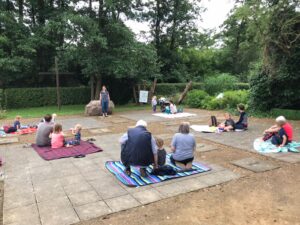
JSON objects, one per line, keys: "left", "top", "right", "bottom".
{"left": 89, "top": 128, "right": 112, "bottom": 134}
{"left": 3, "top": 204, "right": 41, "bottom": 225}
{"left": 75, "top": 201, "right": 112, "bottom": 221}
{"left": 38, "top": 196, "right": 80, "bottom": 225}
{"left": 196, "top": 144, "right": 219, "bottom": 152}
{"left": 231, "top": 157, "right": 280, "bottom": 172}
{"left": 1, "top": 133, "right": 241, "bottom": 225}
{"left": 105, "top": 194, "right": 141, "bottom": 213}
{"left": 56, "top": 117, "right": 107, "bottom": 130}
{"left": 120, "top": 113, "right": 165, "bottom": 122}
{"left": 0, "top": 137, "right": 19, "bottom": 145}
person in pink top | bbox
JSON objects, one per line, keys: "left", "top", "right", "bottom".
{"left": 264, "top": 116, "right": 293, "bottom": 142}
{"left": 51, "top": 123, "right": 65, "bottom": 149}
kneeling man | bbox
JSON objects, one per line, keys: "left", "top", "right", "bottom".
{"left": 119, "top": 120, "right": 158, "bottom": 177}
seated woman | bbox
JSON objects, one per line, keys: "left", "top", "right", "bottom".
{"left": 218, "top": 113, "right": 235, "bottom": 131}
{"left": 235, "top": 104, "right": 248, "bottom": 130}
{"left": 170, "top": 122, "right": 196, "bottom": 170}
{"left": 264, "top": 116, "right": 293, "bottom": 142}
{"left": 271, "top": 119, "right": 289, "bottom": 147}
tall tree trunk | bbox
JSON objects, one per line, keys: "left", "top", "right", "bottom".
{"left": 18, "top": 0, "right": 24, "bottom": 22}
{"left": 132, "top": 85, "right": 138, "bottom": 104}
{"left": 149, "top": 78, "right": 157, "bottom": 102}
{"left": 154, "top": 0, "right": 161, "bottom": 51}
{"left": 98, "top": 0, "right": 104, "bottom": 27}
{"left": 37, "top": 0, "right": 45, "bottom": 25}
{"left": 90, "top": 75, "right": 95, "bottom": 100}
{"left": 95, "top": 75, "right": 102, "bottom": 100}
{"left": 89, "top": 0, "right": 92, "bottom": 17}
{"left": 170, "top": 0, "right": 179, "bottom": 51}
{"left": 178, "top": 81, "right": 192, "bottom": 104}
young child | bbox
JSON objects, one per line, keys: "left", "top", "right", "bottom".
{"left": 13, "top": 116, "right": 21, "bottom": 130}
{"left": 66, "top": 124, "right": 82, "bottom": 146}
{"left": 218, "top": 113, "right": 235, "bottom": 131}
{"left": 151, "top": 96, "right": 157, "bottom": 113}
{"left": 271, "top": 118, "right": 289, "bottom": 147}
{"left": 170, "top": 101, "right": 177, "bottom": 114}
{"left": 51, "top": 123, "right": 65, "bottom": 149}
{"left": 156, "top": 137, "right": 167, "bottom": 167}
{"left": 235, "top": 104, "right": 248, "bottom": 130}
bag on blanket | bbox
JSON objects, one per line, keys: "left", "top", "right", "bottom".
{"left": 151, "top": 165, "right": 177, "bottom": 176}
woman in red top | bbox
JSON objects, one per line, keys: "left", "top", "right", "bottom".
{"left": 264, "top": 116, "right": 293, "bottom": 142}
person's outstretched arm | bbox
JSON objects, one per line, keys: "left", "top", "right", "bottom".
{"left": 279, "top": 135, "right": 287, "bottom": 147}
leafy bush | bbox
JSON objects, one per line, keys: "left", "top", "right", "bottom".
{"left": 5, "top": 87, "right": 91, "bottom": 109}
{"left": 204, "top": 74, "right": 238, "bottom": 95}
{"left": 202, "top": 90, "right": 249, "bottom": 110}
{"left": 0, "top": 110, "right": 6, "bottom": 119}
{"left": 220, "top": 90, "right": 249, "bottom": 109}
{"left": 271, "top": 108, "right": 300, "bottom": 121}
{"left": 186, "top": 90, "right": 209, "bottom": 108}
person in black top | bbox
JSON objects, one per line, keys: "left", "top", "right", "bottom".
{"left": 218, "top": 113, "right": 235, "bottom": 131}
{"left": 235, "top": 104, "right": 248, "bottom": 130}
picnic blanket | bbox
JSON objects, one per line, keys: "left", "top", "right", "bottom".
{"left": 152, "top": 112, "right": 196, "bottom": 119}
{"left": 32, "top": 141, "right": 103, "bottom": 160}
{"left": 105, "top": 155, "right": 211, "bottom": 187}
{"left": 254, "top": 138, "right": 300, "bottom": 153}
{"left": 11, "top": 127, "right": 37, "bottom": 135}
{"left": 191, "top": 125, "right": 217, "bottom": 133}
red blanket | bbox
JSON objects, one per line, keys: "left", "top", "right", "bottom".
{"left": 31, "top": 141, "right": 103, "bottom": 160}
{"left": 11, "top": 127, "right": 37, "bottom": 135}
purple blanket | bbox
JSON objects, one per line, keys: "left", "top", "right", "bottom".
{"left": 32, "top": 141, "right": 103, "bottom": 160}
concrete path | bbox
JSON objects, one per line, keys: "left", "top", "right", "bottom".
{"left": 1, "top": 133, "right": 240, "bottom": 225}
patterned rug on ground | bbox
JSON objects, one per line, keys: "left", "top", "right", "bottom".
{"left": 105, "top": 155, "right": 211, "bottom": 187}
{"left": 254, "top": 138, "right": 300, "bottom": 153}
{"left": 32, "top": 141, "right": 103, "bottom": 160}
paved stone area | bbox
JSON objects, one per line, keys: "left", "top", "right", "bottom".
{"left": 231, "top": 157, "right": 280, "bottom": 172}
{"left": 1, "top": 133, "right": 240, "bottom": 225}
{"left": 56, "top": 117, "right": 107, "bottom": 130}
{"left": 0, "top": 137, "right": 19, "bottom": 145}
{"left": 194, "top": 124, "right": 300, "bottom": 163}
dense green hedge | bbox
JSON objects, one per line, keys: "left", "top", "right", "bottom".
{"left": 271, "top": 108, "right": 300, "bottom": 120}
{"left": 155, "top": 82, "right": 249, "bottom": 96}
{"left": 4, "top": 87, "right": 91, "bottom": 109}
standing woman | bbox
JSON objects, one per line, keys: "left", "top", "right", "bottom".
{"left": 99, "top": 85, "right": 110, "bottom": 117}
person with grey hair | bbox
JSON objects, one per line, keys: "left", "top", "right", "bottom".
{"left": 263, "top": 116, "right": 293, "bottom": 143}
{"left": 119, "top": 120, "right": 158, "bottom": 177}
{"left": 170, "top": 122, "right": 196, "bottom": 170}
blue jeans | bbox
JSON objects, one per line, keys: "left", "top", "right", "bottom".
{"left": 102, "top": 101, "right": 109, "bottom": 114}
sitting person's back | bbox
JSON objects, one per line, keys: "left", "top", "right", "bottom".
{"left": 235, "top": 104, "right": 248, "bottom": 130}
{"left": 51, "top": 124, "right": 64, "bottom": 149}
{"left": 155, "top": 137, "right": 166, "bottom": 167}
{"left": 36, "top": 114, "right": 53, "bottom": 147}
{"left": 283, "top": 122, "right": 293, "bottom": 142}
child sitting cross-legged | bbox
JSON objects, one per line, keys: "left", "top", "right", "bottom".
{"left": 65, "top": 124, "right": 82, "bottom": 147}
{"left": 51, "top": 123, "right": 65, "bottom": 149}
{"left": 218, "top": 113, "right": 235, "bottom": 132}
{"left": 151, "top": 137, "right": 176, "bottom": 176}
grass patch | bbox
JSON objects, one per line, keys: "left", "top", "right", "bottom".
{"left": 1, "top": 103, "right": 152, "bottom": 119}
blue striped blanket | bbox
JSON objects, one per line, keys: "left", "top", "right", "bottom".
{"left": 105, "top": 155, "right": 211, "bottom": 187}
{"left": 254, "top": 138, "right": 300, "bottom": 153}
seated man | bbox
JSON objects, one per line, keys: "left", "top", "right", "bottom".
{"left": 119, "top": 120, "right": 158, "bottom": 177}
{"left": 264, "top": 116, "right": 293, "bottom": 142}
{"left": 35, "top": 114, "right": 54, "bottom": 147}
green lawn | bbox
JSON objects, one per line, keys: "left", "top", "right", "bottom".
{"left": 1, "top": 104, "right": 151, "bottom": 119}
